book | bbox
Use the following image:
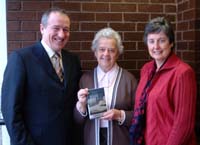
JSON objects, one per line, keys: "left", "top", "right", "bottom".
{"left": 87, "top": 87, "right": 107, "bottom": 119}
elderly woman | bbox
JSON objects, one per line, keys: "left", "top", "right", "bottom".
{"left": 130, "top": 17, "right": 197, "bottom": 145}
{"left": 74, "top": 27, "right": 137, "bottom": 145}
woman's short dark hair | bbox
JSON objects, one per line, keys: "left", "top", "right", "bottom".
{"left": 143, "top": 17, "right": 175, "bottom": 49}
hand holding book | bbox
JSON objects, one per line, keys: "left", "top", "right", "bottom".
{"left": 100, "top": 109, "right": 125, "bottom": 124}
{"left": 76, "top": 88, "right": 89, "bottom": 114}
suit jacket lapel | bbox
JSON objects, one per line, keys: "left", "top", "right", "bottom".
{"left": 32, "top": 42, "right": 61, "bottom": 82}
{"left": 61, "top": 50, "right": 71, "bottom": 88}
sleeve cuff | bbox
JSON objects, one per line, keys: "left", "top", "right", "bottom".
{"left": 118, "top": 110, "right": 125, "bottom": 125}
{"left": 76, "top": 101, "right": 87, "bottom": 117}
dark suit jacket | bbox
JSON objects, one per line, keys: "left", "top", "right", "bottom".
{"left": 1, "top": 42, "right": 82, "bottom": 145}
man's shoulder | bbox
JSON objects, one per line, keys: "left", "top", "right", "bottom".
{"left": 12, "top": 42, "right": 40, "bottom": 54}
{"left": 8, "top": 42, "right": 39, "bottom": 59}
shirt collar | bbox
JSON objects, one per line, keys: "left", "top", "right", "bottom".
{"left": 97, "top": 63, "right": 119, "bottom": 82}
{"left": 41, "top": 40, "right": 61, "bottom": 58}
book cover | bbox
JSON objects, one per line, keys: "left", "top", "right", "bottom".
{"left": 87, "top": 87, "right": 107, "bottom": 119}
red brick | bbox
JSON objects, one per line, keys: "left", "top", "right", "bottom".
{"left": 178, "top": 1, "right": 189, "bottom": 12}
{"left": 7, "top": 2, "right": 21, "bottom": 10}
{"left": 196, "top": 31, "right": 200, "bottom": 41}
{"left": 124, "top": 13, "right": 149, "bottom": 22}
{"left": 151, "top": 0, "right": 175, "bottom": 3}
{"left": 69, "top": 13, "right": 95, "bottom": 21}
{"left": 36, "top": 32, "right": 42, "bottom": 41}
{"left": 138, "top": 42, "right": 147, "bottom": 50}
{"left": 96, "top": 13, "right": 122, "bottom": 21}
{"left": 110, "top": 23, "right": 135, "bottom": 31}
{"left": 176, "top": 32, "right": 182, "bottom": 41}
{"left": 82, "top": 3, "right": 109, "bottom": 12}
{"left": 111, "top": 4, "right": 136, "bottom": 12}
{"left": 8, "top": 32, "right": 36, "bottom": 41}
{"left": 136, "top": 22, "right": 146, "bottom": 31}
{"left": 7, "top": 21, "right": 21, "bottom": 31}
{"left": 81, "top": 42, "right": 92, "bottom": 50}
{"left": 78, "top": 51, "right": 95, "bottom": 60}
{"left": 183, "top": 9, "right": 196, "bottom": 20}
{"left": 8, "top": 41, "right": 22, "bottom": 52}
{"left": 66, "top": 42, "right": 81, "bottom": 50}
{"left": 53, "top": 2, "right": 81, "bottom": 11}
{"left": 177, "top": 42, "right": 189, "bottom": 50}
{"left": 188, "top": 0, "right": 196, "bottom": 9}
{"left": 183, "top": 31, "right": 195, "bottom": 40}
{"left": 7, "top": 11, "right": 36, "bottom": 21}
{"left": 70, "top": 32, "right": 94, "bottom": 41}
{"left": 22, "top": 21, "right": 40, "bottom": 31}
{"left": 123, "top": 42, "right": 137, "bottom": 51}
{"left": 81, "top": 60, "right": 98, "bottom": 70}
{"left": 177, "top": 21, "right": 189, "bottom": 31}
{"left": 177, "top": 0, "right": 182, "bottom": 3}
{"left": 96, "top": 0, "right": 121, "bottom": 2}
{"left": 177, "top": 13, "right": 183, "bottom": 21}
{"left": 68, "top": 0, "right": 93, "bottom": 1}
{"left": 138, "top": 4, "right": 163, "bottom": 12}
{"left": 81, "top": 23, "right": 107, "bottom": 31}
{"left": 197, "top": 9, "right": 200, "bottom": 19}
{"left": 189, "top": 20, "right": 196, "bottom": 29}
{"left": 124, "top": 0, "right": 148, "bottom": 2}
{"left": 165, "top": 5, "right": 176, "bottom": 13}
{"left": 182, "top": 51, "right": 196, "bottom": 61}
{"left": 118, "top": 60, "right": 136, "bottom": 69}
{"left": 23, "top": 2, "right": 50, "bottom": 11}
{"left": 137, "top": 60, "right": 150, "bottom": 69}
{"left": 124, "top": 32, "right": 144, "bottom": 41}
{"left": 70, "top": 22, "right": 80, "bottom": 31}
{"left": 188, "top": 41, "right": 198, "bottom": 51}
{"left": 123, "top": 50, "right": 149, "bottom": 60}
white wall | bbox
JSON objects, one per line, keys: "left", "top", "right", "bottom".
{"left": 0, "top": 0, "right": 7, "bottom": 83}
{"left": 0, "top": 0, "right": 10, "bottom": 145}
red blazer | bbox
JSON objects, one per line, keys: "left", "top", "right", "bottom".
{"left": 134, "top": 53, "right": 197, "bottom": 145}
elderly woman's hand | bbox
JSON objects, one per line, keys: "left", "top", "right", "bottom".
{"left": 100, "top": 109, "right": 122, "bottom": 121}
{"left": 76, "top": 88, "right": 89, "bottom": 114}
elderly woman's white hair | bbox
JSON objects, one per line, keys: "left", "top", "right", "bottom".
{"left": 91, "top": 27, "right": 124, "bottom": 54}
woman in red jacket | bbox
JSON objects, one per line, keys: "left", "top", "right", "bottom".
{"left": 130, "top": 17, "right": 197, "bottom": 145}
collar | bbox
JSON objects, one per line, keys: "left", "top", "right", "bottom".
{"left": 41, "top": 40, "right": 62, "bottom": 58}
{"left": 147, "top": 52, "right": 181, "bottom": 74}
{"left": 97, "top": 63, "right": 119, "bottom": 83}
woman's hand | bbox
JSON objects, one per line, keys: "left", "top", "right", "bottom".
{"left": 101, "top": 109, "right": 121, "bottom": 121}
{"left": 76, "top": 88, "right": 89, "bottom": 113}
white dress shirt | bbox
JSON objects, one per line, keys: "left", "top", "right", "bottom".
{"left": 41, "top": 40, "right": 63, "bottom": 69}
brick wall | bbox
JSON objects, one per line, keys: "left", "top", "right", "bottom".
{"left": 7, "top": 0, "right": 177, "bottom": 78}
{"left": 176, "top": 0, "right": 200, "bottom": 140}
{"left": 6, "top": 0, "right": 200, "bottom": 142}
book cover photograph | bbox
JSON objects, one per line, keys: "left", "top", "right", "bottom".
{"left": 87, "top": 87, "right": 107, "bottom": 119}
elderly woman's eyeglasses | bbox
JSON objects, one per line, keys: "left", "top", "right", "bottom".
{"left": 97, "top": 47, "right": 116, "bottom": 54}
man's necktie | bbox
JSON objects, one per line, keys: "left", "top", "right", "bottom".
{"left": 51, "top": 53, "right": 64, "bottom": 82}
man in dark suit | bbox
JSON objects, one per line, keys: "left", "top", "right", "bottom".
{"left": 1, "top": 8, "right": 82, "bottom": 145}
